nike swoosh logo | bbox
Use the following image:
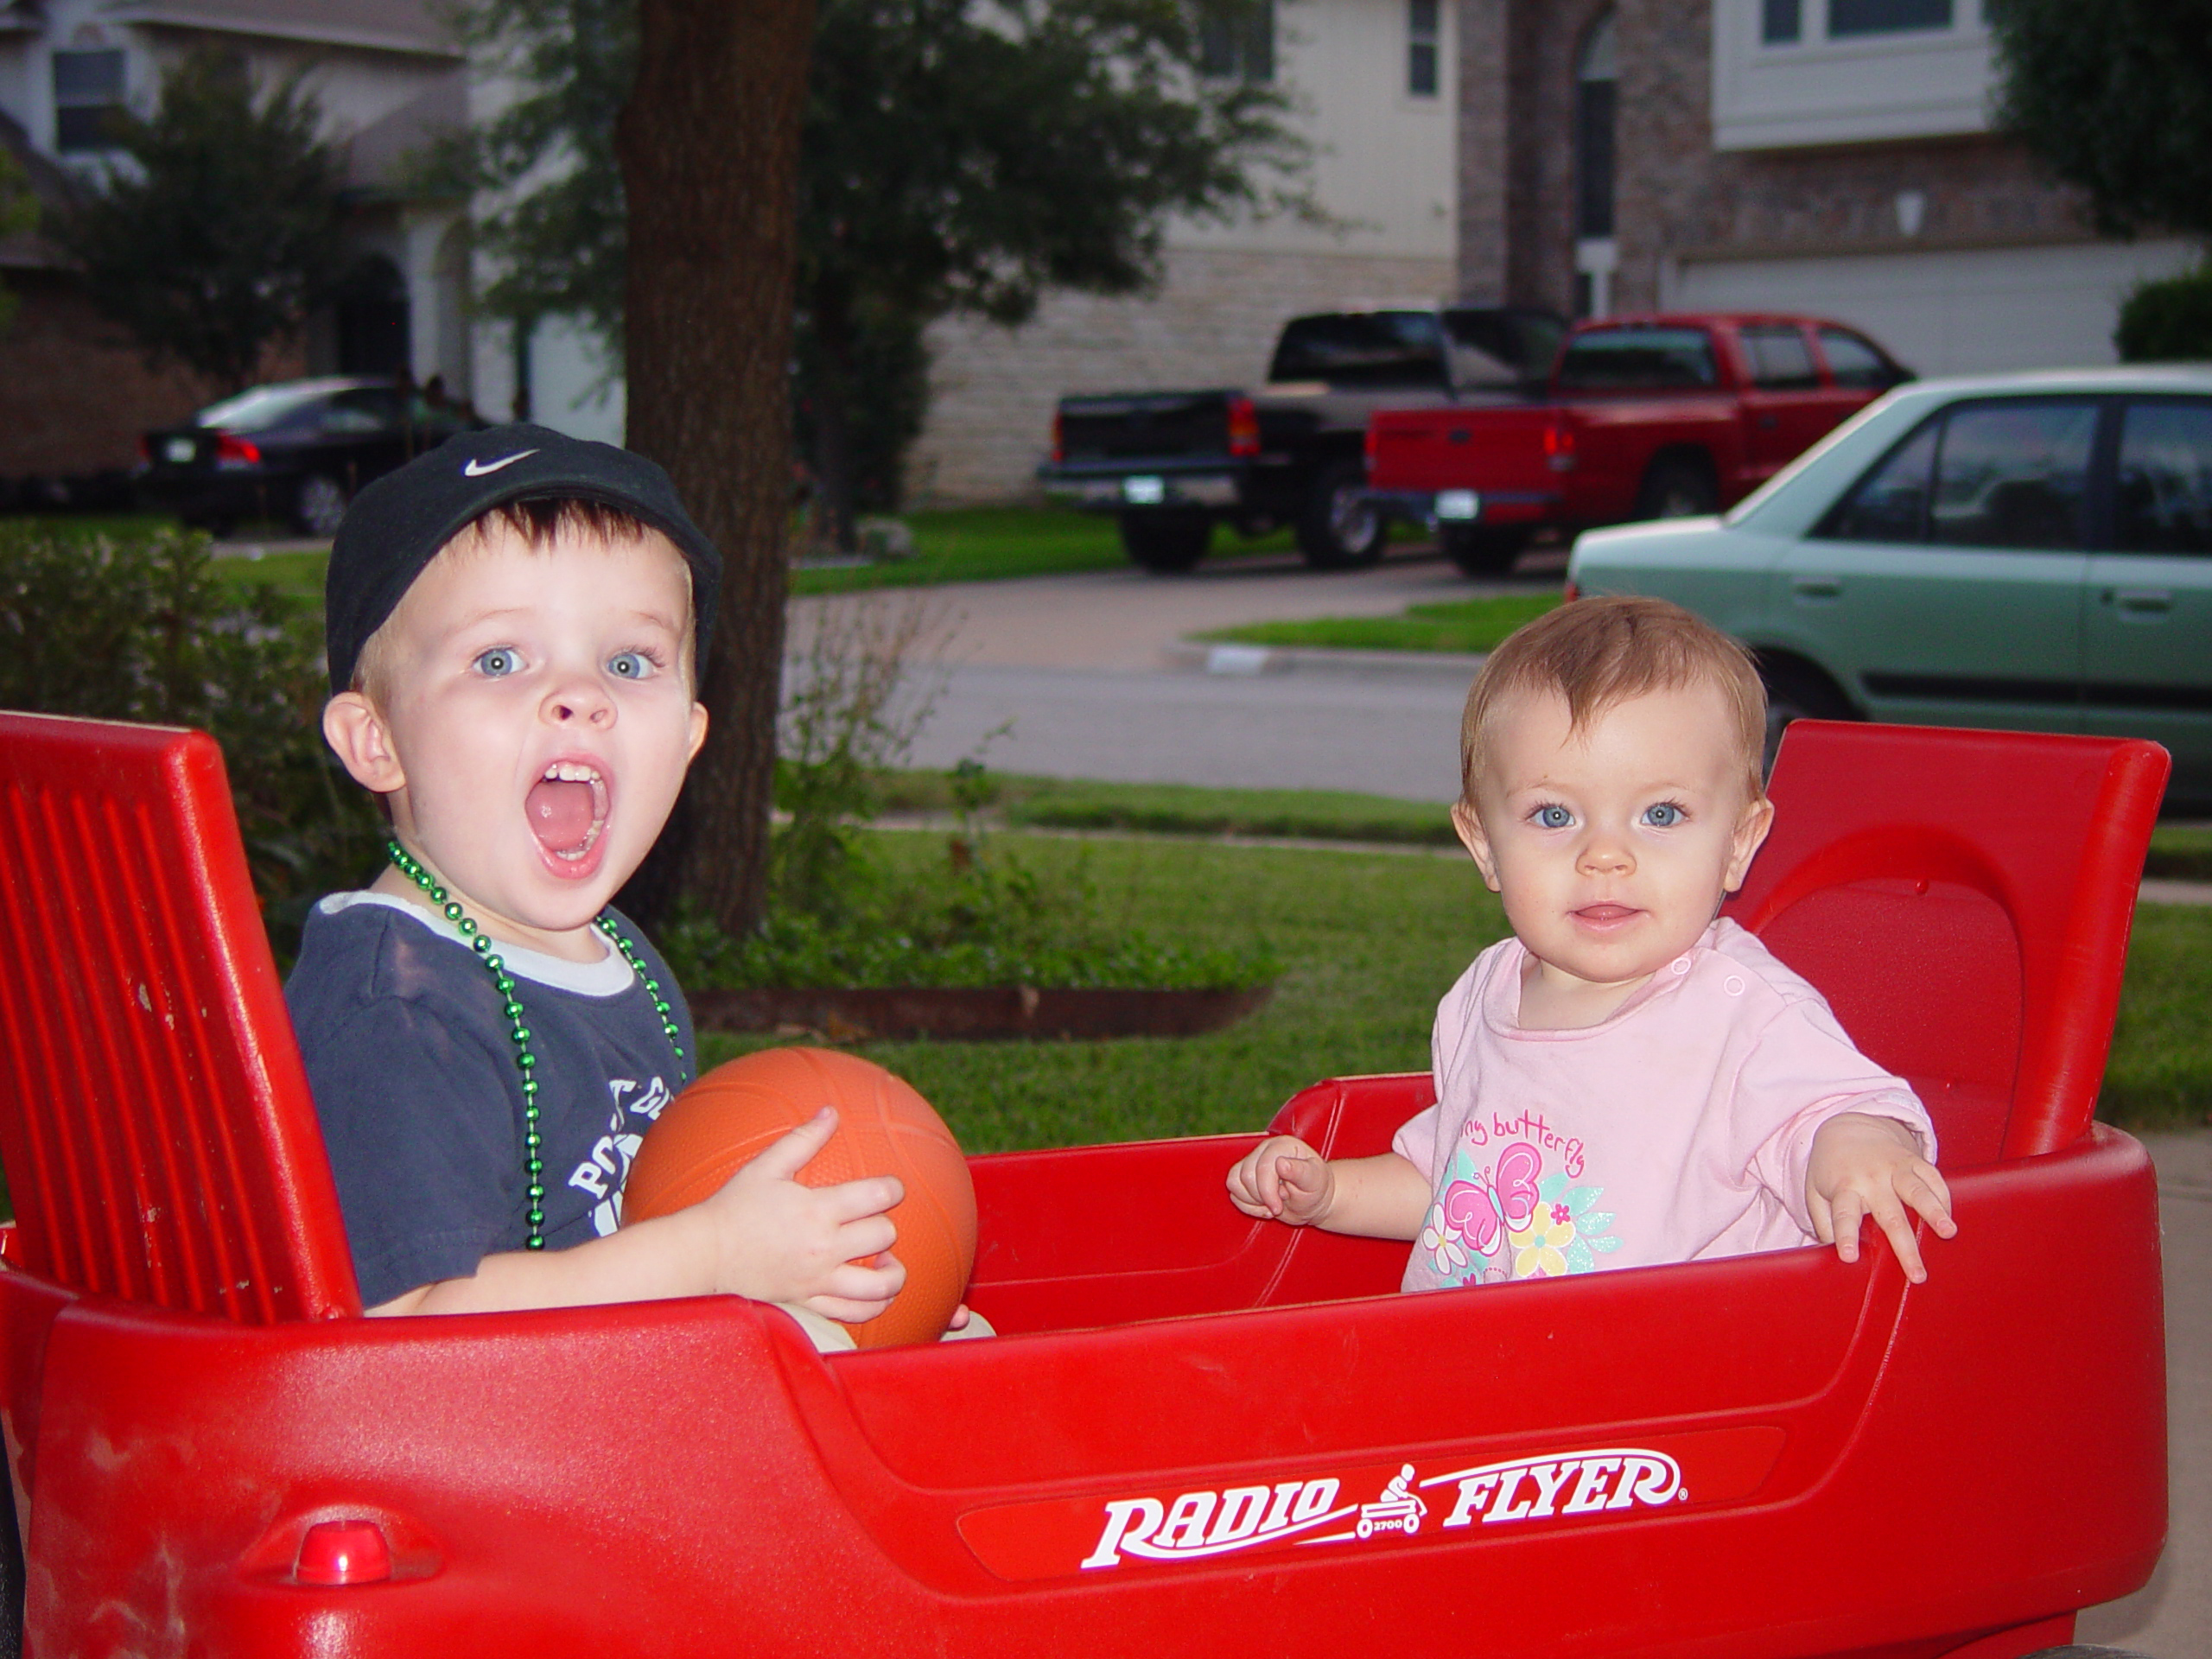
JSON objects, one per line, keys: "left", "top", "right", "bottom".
{"left": 463, "top": 449, "right": 539, "bottom": 477}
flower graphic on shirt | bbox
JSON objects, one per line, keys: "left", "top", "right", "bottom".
{"left": 1506, "top": 1170, "right": 1620, "bottom": 1279}
{"left": 1421, "top": 1217, "right": 1470, "bottom": 1278}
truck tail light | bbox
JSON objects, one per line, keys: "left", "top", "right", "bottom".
{"left": 213, "top": 431, "right": 262, "bottom": 466}
{"left": 1563, "top": 579, "right": 1580, "bottom": 602}
{"left": 1227, "top": 395, "right": 1261, "bottom": 459}
{"left": 1051, "top": 409, "right": 1064, "bottom": 467}
{"left": 1542, "top": 420, "right": 1576, "bottom": 472}
{"left": 1363, "top": 421, "right": 1378, "bottom": 479}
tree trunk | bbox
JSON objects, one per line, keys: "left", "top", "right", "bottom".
{"left": 615, "top": 0, "right": 815, "bottom": 938}
{"left": 805, "top": 279, "right": 861, "bottom": 555}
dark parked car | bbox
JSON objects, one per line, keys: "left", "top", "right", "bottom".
{"left": 137, "top": 378, "right": 483, "bottom": 537}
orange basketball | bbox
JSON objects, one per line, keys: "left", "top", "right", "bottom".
{"left": 621, "top": 1047, "right": 976, "bottom": 1348}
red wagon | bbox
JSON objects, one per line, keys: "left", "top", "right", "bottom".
{"left": 0, "top": 711, "right": 2169, "bottom": 1657}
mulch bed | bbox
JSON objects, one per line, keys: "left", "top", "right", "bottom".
{"left": 686, "top": 984, "right": 1274, "bottom": 1042}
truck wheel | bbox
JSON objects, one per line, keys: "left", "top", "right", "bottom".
{"left": 1440, "top": 525, "right": 1529, "bottom": 577}
{"left": 1758, "top": 657, "right": 1857, "bottom": 777}
{"left": 1296, "top": 461, "right": 1388, "bottom": 570}
{"left": 1117, "top": 509, "right": 1212, "bottom": 574}
{"left": 1633, "top": 455, "right": 1719, "bottom": 519}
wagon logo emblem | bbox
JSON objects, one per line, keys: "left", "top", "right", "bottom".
{"left": 1077, "top": 1448, "right": 1686, "bottom": 1569}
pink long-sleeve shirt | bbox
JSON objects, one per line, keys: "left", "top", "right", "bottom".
{"left": 1392, "top": 918, "right": 1935, "bottom": 1291}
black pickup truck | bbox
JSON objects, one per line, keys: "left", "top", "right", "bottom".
{"left": 1039, "top": 308, "right": 1565, "bottom": 572}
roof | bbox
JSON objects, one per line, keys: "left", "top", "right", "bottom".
{"left": 95, "top": 0, "right": 460, "bottom": 59}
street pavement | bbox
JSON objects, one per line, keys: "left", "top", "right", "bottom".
{"left": 797, "top": 542, "right": 2205, "bottom": 1656}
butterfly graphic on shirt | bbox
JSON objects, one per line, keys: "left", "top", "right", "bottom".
{"left": 1440, "top": 1141, "right": 1544, "bottom": 1259}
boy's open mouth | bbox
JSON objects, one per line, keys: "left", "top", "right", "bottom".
{"left": 525, "top": 761, "right": 609, "bottom": 862}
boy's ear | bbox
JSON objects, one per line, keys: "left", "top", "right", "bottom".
{"left": 1724, "top": 795, "right": 1777, "bottom": 893}
{"left": 1452, "top": 800, "right": 1503, "bottom": 893}
{"left": 322, "top": 693, "right": 406, "bottom": 794}
{"left": 686, "top": 700, "right": 708, "bottom": 762}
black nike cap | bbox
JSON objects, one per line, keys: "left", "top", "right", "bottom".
{"left": 324, "top": 423, "right": 722, "bottom": 696}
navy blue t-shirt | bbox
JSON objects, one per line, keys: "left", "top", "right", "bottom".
{"left": 285, "top": 893, "right": 697, "bottom": 1308}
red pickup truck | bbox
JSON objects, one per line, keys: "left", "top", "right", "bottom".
{"left": 1364, "top": 314, "right": 1911, "bottom": 575}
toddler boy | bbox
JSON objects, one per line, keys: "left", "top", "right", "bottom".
{"left": 290, "top": 424, "right": 906, "bottom": 1321}
{"left": 1229, "top": 596, "right": 1956, "bottom": 1285}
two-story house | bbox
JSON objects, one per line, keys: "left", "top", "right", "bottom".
{"left": 1457, "top": 0, "right": 2196, "bottom": 374}
{"left": 0, "top": 0, "right": 469, "bottom": 485}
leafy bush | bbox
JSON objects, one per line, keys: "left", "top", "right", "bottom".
{"left": 0, "top": 524, "right": 382, "bottom": 962}
{"left": 661, "top": 594, "right": 1278, "bottom": 994}
{"left": 2115, "top": 264, "right": 2212, "bottom": 362}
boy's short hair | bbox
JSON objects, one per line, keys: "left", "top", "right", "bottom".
{"left": 324, "top": 422, "right": 721, "bottom": 699}
{"left": 349, "top": 498, "right": 688, "bottom": 709}
{"left": 1460, "top": 595, "right": 1768, "bottom": 805}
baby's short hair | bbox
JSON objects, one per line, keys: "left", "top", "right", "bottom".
{"left": 349, "top": 497, "right": 684, "bottom": 709}
{"left": 1459, "top": 595, "right": 1767, "bottom": 806}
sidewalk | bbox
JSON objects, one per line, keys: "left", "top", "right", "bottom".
{"left": 2077, "top": 1127, "right": 2210, "bottom": 1657}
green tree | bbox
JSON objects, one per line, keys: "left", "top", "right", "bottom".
{"left": 1986, "top": 0, "right": 2212, "bottom": 241}
{"left": 451, "top": 0, "right": 1306, "bottom": 937}
{"left": 0, "top": 144, "right": 36, "bottom": 333}
{"left": 60, "top": 49, "right": 346, "bottom": 392}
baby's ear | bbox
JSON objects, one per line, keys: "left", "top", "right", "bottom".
{"left": 1724, "top": 795, "right": 1776, "bottom": 892}
{"left": 322, "top": 693, "right": 406, "bottom": 794}
{"left": 1452, "top": 801, "right": 1503, "bottom": 893}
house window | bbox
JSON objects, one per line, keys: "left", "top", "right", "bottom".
{"left": 1761, "top": 0, "right": 1801, "bottom": 43}
{"left": 1199, "top": 0, "right": 1274, "bottom": 83}
{"left": 1408, "top": 0, "right": 1440, "bottom": 97}
{"left": 1575, "top": 16, "right": 1616, "bottom": 241}
{"left": 52, "top": 48, "right": 126, "bottom": 153}
{"left": 1828, "top": 0, "right": 1952, "bottom": 35}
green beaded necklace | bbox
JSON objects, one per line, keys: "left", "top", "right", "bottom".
{"left": 384, "top": 838, "right": 689, "bottom": 1249}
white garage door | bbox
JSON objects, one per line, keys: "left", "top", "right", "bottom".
{"left": 1671, "top": 239, "right": 2197, "bottom": 378}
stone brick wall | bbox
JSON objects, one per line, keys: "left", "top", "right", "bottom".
{"left": 0, "top": 271, "right": 303, "bottom": 480}
{"left": 1612, "top": 0, "right": 2096, "bottom": 314}
{"left": 906, "top": 245, "right": 1456, "bottom": 505}
{"left": 1459, "top": 0, "right": 2101, "bottom": 320}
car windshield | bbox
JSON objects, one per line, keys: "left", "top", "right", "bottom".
{"left": 192, "top": 384, "right": 341, "bottom": 433}
{"left": 1556, "top": 327, "right": 1718, "bottom": 390}
{"left": 1269, "top": 313, "right": 1446, "bottom": 388}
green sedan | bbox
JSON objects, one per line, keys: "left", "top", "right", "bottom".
{"left": 1567, "top": 367, "right": 2212, "bottom": 810}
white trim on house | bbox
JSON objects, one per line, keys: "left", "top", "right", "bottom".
{"left": 1711, "top": 0, "right": 1996, "bottom": 150}
{"left": 100, "top": 2, "right": 458, "bottom": 60}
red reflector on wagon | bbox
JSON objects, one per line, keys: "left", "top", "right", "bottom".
{"left": 293, "top": 1518, "right": 393, "bottom": 1586}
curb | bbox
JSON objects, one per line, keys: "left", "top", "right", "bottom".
{"left": 1162, "top": 639, "right": 1487, "bottom": 681}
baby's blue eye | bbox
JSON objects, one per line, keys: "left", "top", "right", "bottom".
{"left": 1643, "top": 802, "right": 1686, "bottom": 827}
{"left": 474, "top": 647, "right": 518, "bottom": 678}
{"left": 607, "top": 651, "right": 655, "bottom": 680}
{"left": 1535, "top": 804, "right": 1573, "bottom": 829}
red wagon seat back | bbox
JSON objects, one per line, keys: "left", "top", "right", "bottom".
{"left": 0, "top": 713, "right": 360, "bottom": 1321}
{"left": 1722, "top": 721, "right": 2167, "bottom": 1166}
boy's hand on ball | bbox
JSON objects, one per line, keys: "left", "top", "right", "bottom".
{"left": 1227, "top": 1135, "right": 1336, "bottom": 1226}
{"left": 1806, "top": 1111, "right": 1956, "bottom": 1284}
{"left": 701, "top": 1107, "right": 908, "bottom": 1315}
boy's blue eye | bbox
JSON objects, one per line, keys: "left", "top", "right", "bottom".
{"left": 1535, "top": 804, "right": 1573, "bottom": 829}
{"left": 607, "top": 651, "right": 652, "bottom": 680}
{"left": 474, "top": 647, "right": 518, "bottom": 678}
{"left": 1643, "top": 802, "right": 1686, "bottom": 827}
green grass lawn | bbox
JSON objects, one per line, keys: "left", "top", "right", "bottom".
{"left": 695, "top": 828, "right": 2211, "bottom": 1154}
{"left": 874, "top": 770, "right": 1458, "bottom": 846}
{"left": 2148, "top": 823, "right": 2212, "bottom": 881}
{"left": 1200, "top": 590, "right": 1564, "bottom": 654}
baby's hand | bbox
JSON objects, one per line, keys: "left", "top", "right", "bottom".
{"left": 698, "top": 1107, "right": 907, "bottom": 1321}
{"left": 1806, "top": 1112, "right": 1956, "bottom": 1284}
{"left": 1228, "top": 1135, "right": 1336, "bottom": 1226}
